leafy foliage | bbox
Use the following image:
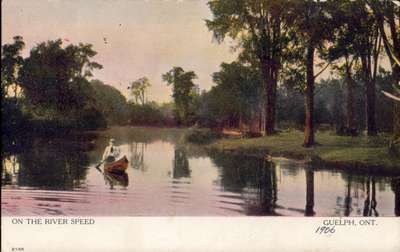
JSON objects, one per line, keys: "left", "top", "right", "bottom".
{"left": 162, "top": 67, "right": 198, "bottom": 125}
{"left": 127, "top": 101, "right": 175, "bottom": 126}
{"left": 19, "top": 39, "right": 102, "bottom": 114}
{"left": 1, "top": 36, "right": 25, "bottom": 99}
{"left": 129, "top": 77, "right": 151, "bottom": 105}
{"left": 90, "top": 79, "right": 129, "bottom": 125}
{"left": 196, "top": 61, "right": 262, "bottom": 127}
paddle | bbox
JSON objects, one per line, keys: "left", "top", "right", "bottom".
{"left": 96, "top": 159, "right": 105, "bottom": 169}
{"left": 94, "top": 161, "right": 114, "bottom": 184}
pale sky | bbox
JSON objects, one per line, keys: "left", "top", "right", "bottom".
{"left": 2, "top": 0, "right": 237, "bottom": 102}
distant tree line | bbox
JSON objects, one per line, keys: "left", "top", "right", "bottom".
{"left": 185, "top": 62, "right": 395, "bottom": 135}
{"left": 1, "top": 37, "right": 175, "bottom": 140}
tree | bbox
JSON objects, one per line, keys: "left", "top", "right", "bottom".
{"left": 207, "top": 61, "right": 262, "bottom": 128}
{"left": 367, "top": 0, "right": 400, "bottom": 137}
{"left": 351, "top": 1, "right": 381, "bottom": 136}
{"left": 162, "top": 67, "right": 197, "bottom": 125}
{"left": 129, "top": 77, "right": 151, "bottom": 105}
{"left": 206, "top": 0, "right": 289, "bottom": 135}
{"left": 19, "top": 39, "right": 102, "bottom": 115}
{"left": 1, "top": 36, "right": 27, "bottom": 137}
{"left": 91, "top": 79, "right": 129, "bottom": 125}
{"left": 325, "top": 2, "right": 361, "bottom": 135}
{"left": 284, "top": 0, "right": 333, "bottom": 147}
{"left": 368, "top": 0, "right": 400, "bottom": 84}
{"left": 1, "top": 36, "right": 25, "bottom": 100}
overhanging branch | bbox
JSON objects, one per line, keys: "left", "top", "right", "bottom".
{"left": 382, "top": 90, "right": 400, "bottom": 102}
{"left": 313, "top": 62, "right": 331, "bottom": 80}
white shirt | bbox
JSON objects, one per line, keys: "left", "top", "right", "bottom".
{"left": 102, "top": 144, "right": 121, "bottom": 160}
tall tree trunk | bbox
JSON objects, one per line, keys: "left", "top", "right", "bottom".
{"left": 261, "top": 60, "right": 275, "bottom": 135}
{"left": 394, "top": 103, "right": 400, "bottom": 136}
{"left": 361, "top": 56, "right": 377, "bottom": 136}
{"left": 392, "top": 66, "right": 400, "bottom": 136}
{"left": 269, "top": 18, "right": 280, "bottom": 135}
{"left": 365, "top": 79, "right": 377, "bottom": 136}
{"left": 265, "top": 78, "right": 277, "bottom": 135}
{"left": 303, "top": 44, "right": 315, "bottom": 147}
{"left": 345, "top": 67, "right": 356, "bottom": 134}
{"left": 270, "top": 69, "right": 278, "bottom": 132}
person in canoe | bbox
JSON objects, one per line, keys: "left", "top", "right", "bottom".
{"left": 98, "top": 139, "right": 128, "bottom": 174}
{"left": 102, "top": 138, "right": 121, "bottom": 163}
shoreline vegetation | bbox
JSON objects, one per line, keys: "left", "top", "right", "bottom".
{"left": 185, "top": 128, "right": 400, "bottom": 175}
{"left": 3, "top": 125, "right": 399, "bottom": 176}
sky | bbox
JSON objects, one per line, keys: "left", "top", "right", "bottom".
{"left": 2, "top": 0, "right": 237, "bottom": 103}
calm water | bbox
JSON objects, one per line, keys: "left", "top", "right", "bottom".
{"left": 2, "top": 127, "right": 400, "bottom": 216}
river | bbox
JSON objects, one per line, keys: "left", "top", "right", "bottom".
{"left": 2, "top": 127, "right": 399, "bottom": 216}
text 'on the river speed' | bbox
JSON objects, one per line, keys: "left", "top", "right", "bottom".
{"left": 11, "top": 218, "right": 95, "bottom": 225}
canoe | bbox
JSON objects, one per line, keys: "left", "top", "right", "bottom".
{"left": 104, "top": 156, "right": 128, "bottom": 174}
{"left": 222, "top": 128, "right": 243, "bottom": 138}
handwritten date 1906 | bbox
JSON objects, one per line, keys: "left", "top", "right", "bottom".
{"left": 315, "top": 226, "right": 336, "bottom": 234}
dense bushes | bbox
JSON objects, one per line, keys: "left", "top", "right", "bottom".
{"left": 128, "top": 102, "right": 175, "bottom": 126}
{"left": 76, "top": 107, "right": 107, "bottom": 130}
{"left": 1, "top": 99, "right": 30, "bottom": 136}
{"left": 185, "top": 128, "right": 222, "bottom": 144}
{"left": 90, "top": 80, "right": 130, "bottom": 126}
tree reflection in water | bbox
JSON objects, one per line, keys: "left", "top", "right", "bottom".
{"left": 333, "top": 174, "right": 395, "bottom": 216}
{"left": 129, "top": 142, "right": 147, "bottom": 172}
{"left": 255, "top": 159, "right": 278, "bottom": 215}
{"left": 1, "top": 155, "right": 20, "bottom": 185}
{"left": 2, "top": 127, "right": 399, "bottom": 216}
{"left": 363, "top": 177, "right": 379, "bottom": 217}
{"left": 391, "top": 177, "right": 400, "bottom": 216}
{"left": 210, "top": 153, "right": 278, "bottom": 215}
{"left": 172, "top": 148, "right": 191, "bottom": 179}
{"left": 344, "top": 174, "right": 353, "bottom": 216}
{"left": 2, "top": 138, "right": 91, "bottom": 190}
{"left": 305, "top": 169, "right": 315, "bottom": 216}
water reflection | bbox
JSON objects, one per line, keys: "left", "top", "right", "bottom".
{"left": 1, "top": 127, "right": 399, "bottom": 216}
{"left": 2, "top": 155, "right": 20, "bottom": 185}
{"left": 363, "top": 177, "right": 379, "bottom": 217}
{"left": 252, "top": 160, "right": 278, "bottom": 215}
{"left": 344, "top": 175, "right": 352, "bottom": 216}
{"left": 209, "top": 153, "right": 398, "bottom": 216}
{"left": 94, "top": 164, "right": 129, "bottom": 189}
{"left": 305, "top": 169, "right": 315, "bottom": 216}
{"left": 392, "top": 178, "right": 400, "bottom": 216}
{"left": 130, "top": 142, "right": 147, "bottom": 172}
{"left": 2, "top": 139, "right": 90, "bottom": 190}
{"left": 210, "top": 154, "right": 279, "bottom": 215}
{"left": 172, "top": 148, "right": 191, "bottom": 179}
{"left": 104, "top": 171, "right": 129, "bottom": 189}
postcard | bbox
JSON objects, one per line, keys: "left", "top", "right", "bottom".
{"left": 2, "top": 0, "right": 400, "bottom": 251}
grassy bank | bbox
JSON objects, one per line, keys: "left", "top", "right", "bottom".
{"left": 203, "top": 130, "right": 400, "bottom": 174}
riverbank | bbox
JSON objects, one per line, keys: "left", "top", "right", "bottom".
{"left": 204, "top": 130, "right": 400, "bottom": 174}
